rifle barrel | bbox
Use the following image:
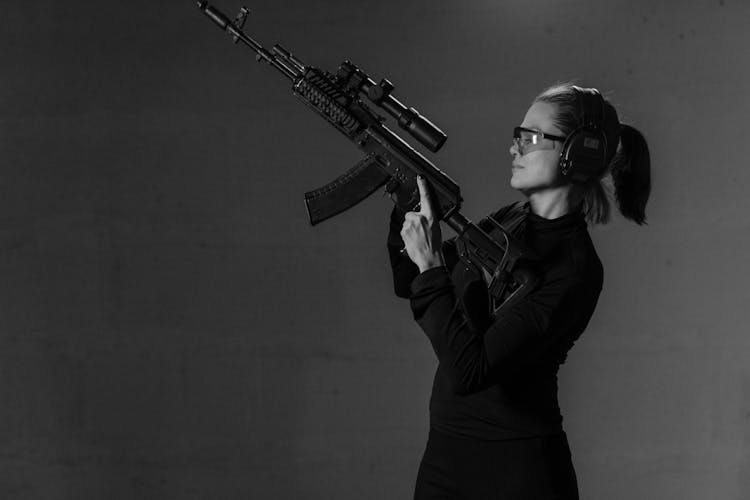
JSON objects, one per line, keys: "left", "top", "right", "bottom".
{"left": 197, "top": 1, "right": 297, "bottom": 80}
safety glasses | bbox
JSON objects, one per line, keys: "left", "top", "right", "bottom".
{"left": 512, "top": 126, "right": 566, "bottom": 155}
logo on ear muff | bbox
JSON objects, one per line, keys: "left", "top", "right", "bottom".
{"left": 583, "top": 137, "right": 600, "bottom": 149}
{"left": 559, "top": 87, "right": 608, "bottom": 183}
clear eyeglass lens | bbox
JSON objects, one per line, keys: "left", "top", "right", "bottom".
{"left": 514, "top": 130, "right": 540, "bottom": 153}
{"left": 513, "top": 129, "right": 558, "bottom": 155}
{"left": 521, "top": 130, "right": 539, "bottom": 146}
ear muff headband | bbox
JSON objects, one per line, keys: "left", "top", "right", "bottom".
{"left": 559, "top": 87, "right": 609, "bottom": 183}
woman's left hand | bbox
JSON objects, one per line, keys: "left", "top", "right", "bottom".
{"left": 401, "top": 176, "right": 446, "bottom": 273}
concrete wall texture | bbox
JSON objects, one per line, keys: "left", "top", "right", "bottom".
{"left": 1, "top": 0, "right": 748, "bottom": 498}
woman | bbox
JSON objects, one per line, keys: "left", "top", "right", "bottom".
{"left": 388, "top": 83, "right": 651, "bottom": 499}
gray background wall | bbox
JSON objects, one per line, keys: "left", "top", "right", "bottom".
{"left": 1, "top": 0, "right": 748, "bottom": 498}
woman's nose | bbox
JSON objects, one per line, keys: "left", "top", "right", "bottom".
{"left": 509, "top": 140, "right": 519, "bottom": 156}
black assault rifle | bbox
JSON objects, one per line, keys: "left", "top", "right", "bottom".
{"left": 197, "top": 2, "right": 539, "bottom": 313}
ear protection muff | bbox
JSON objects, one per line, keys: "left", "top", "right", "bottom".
{"left": 559, "top": 87, "right": 609, "bottom": 183}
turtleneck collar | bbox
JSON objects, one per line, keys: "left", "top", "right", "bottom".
{"left": 522, "top": 202, "right": 586, "bottom": 235}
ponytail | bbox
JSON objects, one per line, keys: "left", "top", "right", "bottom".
{"left": 609, "top": 124, "right": 651, "bottom": 225}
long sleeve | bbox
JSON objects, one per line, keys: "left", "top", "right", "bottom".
{"left": 402, "top": 204, "right": 603, "bottom": 439}
{"left": 409, "top": 266, "right": 599, "bottom": 395}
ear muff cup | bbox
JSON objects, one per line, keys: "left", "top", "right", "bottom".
{"left": 559, "top": 88, "right": 609, "bottom": 183}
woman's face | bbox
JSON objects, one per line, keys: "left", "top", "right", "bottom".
{"left": 508, "top": 100, "right": 567, "bottom": 194}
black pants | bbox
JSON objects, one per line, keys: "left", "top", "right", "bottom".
{"left": 414, "top": 429, "right": 579, "bottom": 500}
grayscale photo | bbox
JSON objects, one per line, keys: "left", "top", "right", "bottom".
{"left": 0, "top": 1, "right": 747, "bottom": 498}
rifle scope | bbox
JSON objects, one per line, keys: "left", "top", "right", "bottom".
{"left": 336, "top": 61, "right": 447, "bottom": 152}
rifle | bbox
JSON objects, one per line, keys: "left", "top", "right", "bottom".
{"left": 197, "top": 1, "right": 540, "bottom": 313}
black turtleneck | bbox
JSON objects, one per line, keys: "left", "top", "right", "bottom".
{"left": 388, "top": 202, "right": 603, "bottom": 440}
